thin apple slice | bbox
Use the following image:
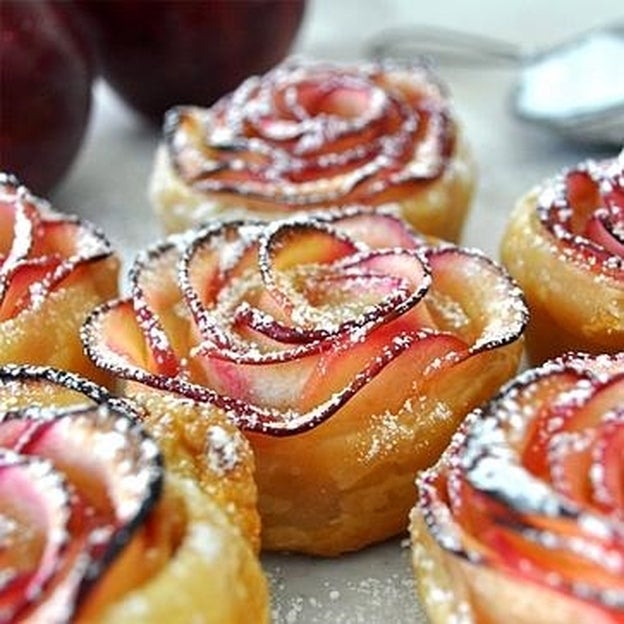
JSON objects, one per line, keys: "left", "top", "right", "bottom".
{"left": 83, "top": 300, "right": 154, "bottom": 374}
{"left": 0, "top": 175, "right": 39, "bottom": 260}
{"left": 181, "top": 220, "right": 262, "bottom": 310}
{"left": 163, "top": 61, "right": 453, "bottom": 206}
{"left": 127, "top": 241, "right": 191, "bottom": 377}
{"left": 83, "top": 207, "right": 527, "bottom": 436}
{"left": 584, "top": 209, "right": 624, "bottom": 257}
{"left": 591, "top": 414, "right": 624, "bottom": 515}
{"left": 0, "top": 176, "right": 116, "bottom": 320}
{"left": 0, "top": 453, "right": 73, "bottom": 622}
{"left": 318, "top": 206, "right": 426, "bottom": 250}
{"left": 538, "top": 159, "right": 624, "bottom": 280}
{"left": 0, "top": 371, "right": 162, "bottom": 622}
{"left": 0, "top": 257, "right": 60, "bottom": 321}
{"left": 412, "top": 353, "right": 624, "bottom": 624}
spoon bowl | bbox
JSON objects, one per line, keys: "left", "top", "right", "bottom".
{"left": 368, "top": 23, "right": 624, "bottom": 146}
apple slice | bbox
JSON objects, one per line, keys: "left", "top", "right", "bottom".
{"left": 584, "top": 208, "right": 624, "bottom": 259}
{"left": 0, "top": 363, "right": 270, "bottom": 621}
{"left": 127, "top": 241, "right": 191, "bottom": 378}
{"left": 591, "top": 414, "right": 624, "bottom": 514}
{"left": 411, "top": 353, "right": 624, "bottom": 624}
{"left": 0, "top": 390, "right": 162, "bottom": 622}
{"left": 0, "top": 176, "right": 116, "bottom": 319}
{"left": 538, "top": 160, "right": 624, "bottom": 280}
{"left": 322, "top": 207, "right": 425, "bottom": 250}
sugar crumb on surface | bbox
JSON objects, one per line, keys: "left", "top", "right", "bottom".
{"left": 264, "top": 540, "right": 428, "bottom": 623}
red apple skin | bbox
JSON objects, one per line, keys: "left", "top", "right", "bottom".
{"left": 0, "top": 2, "right": 93, "bottom": 195}
{"left": 74, "top": 0, "right": 306, "bottom": 124}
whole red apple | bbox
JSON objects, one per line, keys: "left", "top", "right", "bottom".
{"left": 74, "top": 0, "right": 306, "bottom": 124}
{"left": 0, "top": 2, "right": 93, "bottom": 195}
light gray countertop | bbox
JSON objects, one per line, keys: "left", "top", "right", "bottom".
{"left": 53, "top": 1, "right": 622, "bottom": 622}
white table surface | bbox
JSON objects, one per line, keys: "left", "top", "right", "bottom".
{"left": 53, "top": 1, "right": 623, "bottom": 622}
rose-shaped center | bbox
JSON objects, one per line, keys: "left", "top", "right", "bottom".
{"left": 418, "top": 353, "right": 624, "bottom": 613}
{"left": 0, "top": 373, "right": 162, "bottom": 623}
{"left": 537, "top": 153, "right": 624, "bottom": 273}
{"left": 306, "top": 82, "right": 378, "bottom": 119}
{"left": 84, "top": 207, "right": 527, "bottom": 435}
{"left": 184, "top": 218, "right": 429, "bottom": 354}
{"left": 129, "top": 212, "right": 435, "bottom": 418}
{"left": 0, "top": 174, "right": 113, "bottom": 320}
{"left": 167, "top": 61, "right": 452, "bottom": 204}
{"left": 250, "top": 76, "right": 388, "bottom": 144}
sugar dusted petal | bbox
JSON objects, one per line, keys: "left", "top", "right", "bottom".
{"left": 0, "top": 175, "right": 119, "bottom": 386}
{"left": 501, "top": 153, "right": 624, "bottom": 364}
{"left": 152, "top": 61, "right": 475, "bottom": 241}
{"left": 411, "top": 352, "right": 624, "bottom": 624}
{"left": 84, "top": 208, "right": 526, "bottom": 436}
{"left": 0, "top": 366, "right": 162, "bottom": 622}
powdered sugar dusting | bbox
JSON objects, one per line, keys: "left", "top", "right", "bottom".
{"left": 166, "top": 59, "right": 455, "bottom": 208}
{"left": 85, "top": 206, "right": 526, "bottom": 435}
{"left": 265, "top": 539, "right": 426, "bottom": 624}
{"left": 536, "top": 152, "right": 624, "bottom": 277}
{"left": 414, "top": 352, "right": 624, "bottom": 616}
{"left": 0, "top": 175, "right": 115, "bottom": 317}
{"left": 205, "top": 424, "right": 240, "bottom": 475}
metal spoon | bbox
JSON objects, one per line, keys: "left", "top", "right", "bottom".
{"left": 368, "top": 23, "right": 624, "bottom": 146}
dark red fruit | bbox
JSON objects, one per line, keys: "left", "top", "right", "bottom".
{"left": 0, "top": 2, "right": 93, "bottom": 195}
{"left": 74, "top": 0, "right": 306, "bottom": 124}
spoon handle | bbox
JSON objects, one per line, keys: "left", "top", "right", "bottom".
{"left": 368, "top": 25, "right": 525, "bottom": 66}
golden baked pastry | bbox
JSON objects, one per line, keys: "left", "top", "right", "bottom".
{"left": 83, "top": 206, "right": 527, "bottom": 556}
{"left": 0, "top": 173, "right": 119, "bottom": 386}
{"left": 0, "top": 364, "right": 268, "bottom": 623}
{"left": 500, "top": 152, "right": 624, "bottom": 364}
{"left": 150, "top": 59, "right": 475, "bottom": 241}
{"left": 410, "top": 352, "right": 624, "bottom": 624}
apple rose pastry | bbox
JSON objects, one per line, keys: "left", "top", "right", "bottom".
{"left": 0, "top": 364, "right": 268, "bottom": 623}
{"left": 151, "top": 59, "right": 475, "bottom": 241}
{"left": 0, "top": 174, "right": 119, "bottom": 386}
{"left": 82, "top": 207, "right": 527, "bottom": 555}
{"left": 410, "top": 352, "right": 624, "bottom": 624}
{"left": 501, "top": 152, "right": 624, "bottom": 364}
